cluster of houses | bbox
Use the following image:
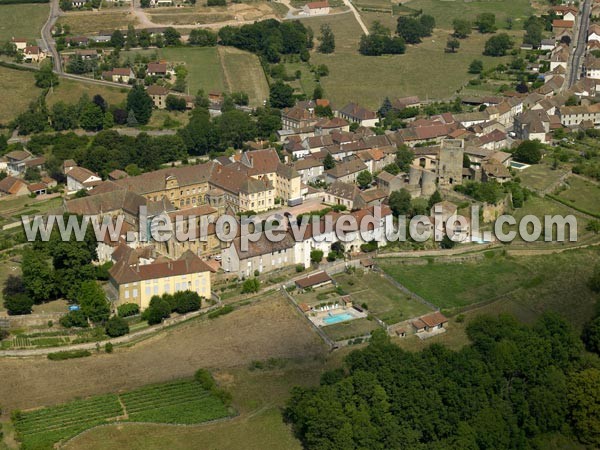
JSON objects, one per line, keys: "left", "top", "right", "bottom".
{"left": 0, "top": 150, "right": 55, "bottom": 197}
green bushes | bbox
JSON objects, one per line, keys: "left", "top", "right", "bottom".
{"left": 47, "top": 350, "right": 91, "bottom": 361}
{"left": 59, "top": 310, "right": 89, "bottom": 328}
{"left": 208, "top": 305, "right": 234, "bottom": 319}
{"left": 141, "top": 296, "right": 171, "bottom": 325}
{"left": 117, "top": 303, "right": 140, "bottom": 317}
{"left": 3, "top": 293, "right": 34, "bottom": 315}
{"left": 104, "top": 316, "right": 129, "bottom": 338}
{"left": 141, "top": 291, "right": 203, "bottom": 325}
{"left": 241, "top": 278, "right": 260, "bottom": 294}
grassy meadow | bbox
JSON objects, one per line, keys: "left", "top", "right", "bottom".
{"left": 218, "top": 46, "right": 269, "bottom": 107}
{"left": 556, "top": 176, "right": 600, "bottom": 216}
{"left": 45, "top": 78, "right": 129, "bottom": 108}
{"left": 300, "top": 13, "right": 522, "bottom": 108}
{"left": 0, "top": 66, "right": 42, "bottom": 124}
{"left": 56, "top": 11, "right": 137, "bottom": 35}
{"left": 0, "top": 4, "right": 49, "bottom": 42}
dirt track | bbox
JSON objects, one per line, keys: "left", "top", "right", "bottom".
{"left": 0, "top": 294, "right": 326, "bottom": 413}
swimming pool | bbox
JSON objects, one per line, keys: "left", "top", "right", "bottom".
{"left": 510, "top": 161, "right": 530, "bottom": 170}
{"left": 323, "top": 313, "right": 354, "bottom": 325}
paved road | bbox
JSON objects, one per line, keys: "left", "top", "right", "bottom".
{"left": 41, "top": 0, "right": 63, "bottom": 73}
{"left": 566, "top": 0, "right": 592, "bottom": 88}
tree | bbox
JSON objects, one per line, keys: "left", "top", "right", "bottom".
{"left": 143, "top": 296, "right": 171, "bottom": 325}
{"left": 310, "top": 249, "right": 324, "bottom": 264}
{"left": 103, "top": 111, "right": 114, "bottom": 129}
{"left": 166, "top": 95, "right": 187, "bottom": 111}
{"left": 51, "top": 102, "right": 79, "bottom": 131}
{"left": 395, "top": 145, "right": 414, "bottom": 171}
{"left": 323, "top": 152, "right": 336, "bottom": 170}
{"left": 356, "top": 170, "right": 373, "bottom": 188}
{"left": 93, "top": 94, "right": 108, "bottom": 113}
{"left": 581, "top": 317, "right": 600, "bottom": 355}
{"left": 188, "top": 29, "right": 217, "bottom": 46}
{"left": 419, "top": 14, "right": 436, "bottom": 36}
{"left": 483, "top": 33, "right": 513, "bottom": 56}
{"left": 125, "top": 24, "right": 137, "bottom": 49}
{"left": 389, "top": 189, "right": 412, "bottom": 216}
{"left": 105, "top": 316, "right": 130, "bottom": 337}
{"left": 524, "top": 19, "right": 544, "bottom": 47}
{"left": 21, "top": 248, "right": 55, "bottom": 303}
{"left": 378, "top": 97, "right": 393, "bottom": 118}
{"left": 568, "top": 369, "right": 600, "bottom": 446}
{"left": 428, "top": 190, "right": 442, "bottom": 209}
{"left": 514, "top": 140, "right": 543, "bottom": 164}
{"left": 241, "top": 278, "right": 260, "bottom": 294}
{"left": 172, "top": 290, "right": 202, "bottom": 313}
{"left": 397, "top": 16, "right": 426, "bottom": 44}
{"left": 447, "top": 37, "right": 460, "bottom": 53}
{"left": 312, "top": 84, "right": 324, "bottom": 100}
{"left": 318, "top": 24, "right": 335, "bottom": 53}
{"left": 469, "top": 59, "right": 484, "bottom": 74}
{"left": 24, "top": 167, "right": 41, "bottom": 182}
{"left": 127, "top": 109, "right": 139, "bottom": 127}
{"left": 164, "top": 27, "right": 181, "bottom": 46}
{"left": 269, "top": 81, "right": 294, "bottom": 108}
{"left": 4, "top": 293, "right": 34, "bottom": 315}
{"left": 15, "top": 110, "right": 47, "bottom": 135}
{"left": 453, "top": 19, "right": 472, "bottom": 38}
{"left": 475, "top": 12, "right": 497, "bottom": 33}
{"left": 79, "top": 102, "right": 104, "bottom": 131}
{"left": 35, "top": 62, "right": 58, "bottom": 88}
{"left": 126, "top": 84, "right": 153, "bottom": 125}
{"left": 77, "top": 280, "right": 110, "bottom": 323}
{"left": 60, "top": 310, "right": 89, "bottom": 328}
{"left": 111, "top": 29, "right": 125, "bottom": 48}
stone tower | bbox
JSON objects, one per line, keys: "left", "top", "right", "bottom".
{"left": 437, "top": 139, "right": 464, "bottom": 187}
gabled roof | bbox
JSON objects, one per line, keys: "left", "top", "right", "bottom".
{"left": 67, "top": 166, "right": 100, "bottom": 184}
{"left": 147, "top": 84, "right": 169, "bottom": 96}
{"left": 0, "top": 176, "right": 27, "bottom": 195}
{"left": 326, "top": 158, "right": 368, "bottom": 178}
{"left": 295, "top": 271, "right": 332, "bottom": 288}
{"left": 326, "top": 180, "right": 360, "bottom": 200}
{"left": 147, "top": 62, "right": 167, "bottom": 73}
{"left": 338, "top": 103, "right": 377, "bottom": 121}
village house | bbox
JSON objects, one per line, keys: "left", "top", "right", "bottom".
{"left": 376, "top": 171, "right": 405, "bottom": 194}
{"left": 302, "top": 0, "right": 330, "bottom": 16}
{"left": 10, "top": 37, "right": 27, "bottom": 51}
{"left": 589, "top": 23, "right": 600, "bottom": 42}
{"left": 584, "top": 56, "right": 600, "bottom": 80}
{"left": 0, "top": 176, "right": 29, "bottom": 197}
{"left": 325, "top": 157, "right": 368, "bottom": 184}
{"left": 66, "top": 166, "right": 103, "bottom": 194}
{"left": 5, "top": 150, "right": 44, "bottom": 176}
{"left": 295, "top": 271, "right": 333, "bottom": 290}
{"left": 411, "top": 312, "right": 448, "bottom": 334}
{"left": 293, "top": 157, "right": 324, "bottom": 184}
{"left": 221, "top": 232, "right": 297, "bottom": 277}
{"left": 337, "top": 103, "right": 378, "bottom": 127}
{"left": 65, "top": 36, "right": 89, "bottom": 47}
{"left": 147, "top": 62, "right": 168, "bottom": 77}
{"left": 23, "top": 46, "right": 46, "bottom": 63}
{"left": 558, "top": 103, "right": 600, "bottom": 127}
{"left": 482, "top": 160, "right": 512, "bottom": 184}
{"left": 108, "top": 249, "right": 214, "bottom": 311}
{"left": 324, "top": 180, "right": 362, "bottom": 210}
{"left": 102, "top": 67, "right": 135, "bottom": 83}
{"left": 75, "top": 49, "right": 98, "bottom": 60}
{"left": 281, "top": 105, "right": 318, "bottom": 130}
{"left": 147, "top": 84, "right": 170, "bottom": 109}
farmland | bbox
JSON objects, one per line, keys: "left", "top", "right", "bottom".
{"left": 0, "top": 66, "right": 42, "bottom": 125}
{"left": 518, "top": 162, "right": 570, "bottom": 192}
{"left": 56, "top": 11, "right": 137, "bottom": 35}
{"left": 13, "top": 379, "right": 231, "bottom": 450}
{"left": 45, "top": 78, "right": 128, "bottom": 108}
{"left": 0, "top": 4, "right": 49, "bottom": 42}
{"left": 218, "top": 46, "right": 269, "bottom": 107}
{"left": 0, "top": 292, "right": 325, "bottom": 412}
{"left": 555, "top": 176, "right": 600, "bottom": 216}
{"left": 300, "top": 13, "right": 522, "bottom": 109}
{"left": 379, "top": 247, "right": 600, "bottom": 328}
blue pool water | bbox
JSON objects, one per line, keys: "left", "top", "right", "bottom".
{"left": 323, "top": 313, "right": 354, "bottom": 325}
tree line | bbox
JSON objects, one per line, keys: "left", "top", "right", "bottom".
{"left": 285, "top": 313, "right": 600, "bottom": 449}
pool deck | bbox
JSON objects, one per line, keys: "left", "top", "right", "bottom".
{"left": 308, "top": 306, "right": 367, "bottom": 327}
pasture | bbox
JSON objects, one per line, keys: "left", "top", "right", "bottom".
{"left": 56, "top": 11, "right": 137, "bottom": 35}
{"left": 13, "top": 379, "right": 231, "bottom": 450}
{"left": 518, "top": 162, "right": 570, "bottom": 192}
{"left": 379, "top": 247, "right": 600, "bottom": 328}
{"left": 301, "top": 13, "right": 522, "bottom": 108}
{"left": 218, "top": 46, "right": 269, "bottom": 107}
{"left": 0, "top": 66, "right": 41, "bottom": 124}
{"left": 322, "top": 317, "right": 379, "bottom": 341}
{"left": 45, "top": 78, "right": 128, "bottom": 108}
{"left": 0, "top": 4, "right": 49, "bottom": 41}
{"left": 555, "top": 176, "right": 600, "bottom": 216}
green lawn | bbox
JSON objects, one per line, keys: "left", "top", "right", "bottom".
{"left": 301, "top": 13, "right": 522, "bottom": 108}
{"left": 379, "top": 247, "right": 600, "bottom": 328}
{"left": 519, "top": 163, "right": 569, "bottom": 193}
{"left": 403, "top": 0, "right": 533, "bottom": 30}
{"left": 45, "top": 78, "right": 128, "bottom": 108}
{"left": 13, "top": 379, "right": 232, "bottom": 450}
{"left": 56, "top": 10, "right": 137, "bottom": 35}
{"left": 0, "top": 66, "right": 42, "bottom": 124}
{"left": 218, "top": 46, "right": 269, "bottom": 107}
{"left": 333, "top": 271, "right": 433, "bottom": 324}
{"left": 122, "top": 47, "right": 226, "bottom": 95}
{"left": 0, "top": 4, "right": 49, "bottom": 42}
{"left": 556, "top": 176, "right": 600, "bottom": 216}
{"left": 322, "top": 317, "right": 380, "bottom": 341}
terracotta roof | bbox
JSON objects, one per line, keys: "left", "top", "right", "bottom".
{"left": 5, "top": 150, "right": 31, "bottom": 161}
{"left": 306, "top": 0, "right": 329, "bottom": 8}
{"left": 65, "top": 190, "right": 147, "bottom": 216}
{"left": 295, "top": 271, "right": 332, "bottom": 288}
{"left": 147, "top": 62, "right": 167, "bottom": 73}
{"left": 232, "top": 231, "right": 296, "bottom": 260}
{"left": 0, "top": 176, "right": 27, "bottom": 195}
{"left": 552, "top": 19, "right": 574, "bottom": 28}
{"left": 338, "top": 103, "right": 377, "bottom": 121}
{"left": 67, "top": 166, "right": 100, "bottom": 184}
{"left": 326, "top": 180, "right": 360, "bottom": 200}
{"left": 326, "top": 157, "right": 368, "bottom": 178}
{"left": 420, "top": 312, "right": 448, "bottom": 328}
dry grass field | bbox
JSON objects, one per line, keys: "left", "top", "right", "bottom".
{"left": 218, "top": 46, "right": 269, "bottom": 107}
{"left": 45, "top": 78, "right": 129, "bottom": 108}
{"left": 0, "top": 292, "right": 326, "bottom": 413}
{"left": 300, "top": 13, "right": 522, "bottom": 108}
{"left": 0, "top": 66, "right": 42, "bottom": 125}
{"left": 0, "top": 4, "right": 49, "bottom": 42}
{"left": 57, "top": 10, "right": 137, "bottom": 35}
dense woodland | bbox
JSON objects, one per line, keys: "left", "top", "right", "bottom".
{"left": 285, "top": 314, "right": 600, "bottom": 449}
